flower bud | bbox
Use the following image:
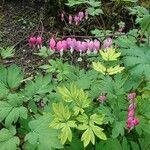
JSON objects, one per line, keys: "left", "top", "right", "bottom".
{"left": 78, "top": 12, "right": 84, "bottom": 21}
{"left": 74, "top": 16, "right": 80, "bottom": 25}
{"left": 69, "top": 15, "right": 73, "bottom": 24}
{"left": 127, "top": 121, "right": 134, "bottom": 130}
{"left": 128, "top": 110, "right": 135, "bottom": 117}
{"left": 98, "top": 95, "right": 107, "bottom": 103}
{"left": 85, "top": 11, "right": 88, "bottom": 19}
{"left": 37, "top": 100, "right": 45, "bottom": 108}
{"left": 127, "top": 92, "right": 136, "bottom": 101}
{"left": 128, "top": 103, "right": 136, "bottom": 112}
{"left": 61, "top": 13, "right": 64, "bottom": 21}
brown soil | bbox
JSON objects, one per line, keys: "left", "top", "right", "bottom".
{"left": 0, "top": 1, "right": 51, "bottom": 75}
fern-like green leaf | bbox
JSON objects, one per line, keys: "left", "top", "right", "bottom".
{"left": 123, "top": 46, "right": 150, "bottom": 80}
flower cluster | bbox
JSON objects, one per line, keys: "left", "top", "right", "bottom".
{"left": 28, "top": 35, "right": 112, "bottom": 56}
{"left": 61, "top": 11, "right": 88, "bottom": 25}
{"left": 126, "top": 92, "right": 139, "bottom": 131}
{"left": 49, "top": 37, "right": 100, "bottom": 56}
{"left": 28, "top": 36, "right": 42, "bottom": 48}
{"left": 49, "top": 37, "right": 112, "bottom": 56}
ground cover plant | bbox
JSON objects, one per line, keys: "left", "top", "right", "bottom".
{"left": 1, "top": 0, "right": 150, "bottom": 149}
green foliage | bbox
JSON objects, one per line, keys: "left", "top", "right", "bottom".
{"left": 0, "top": 100, "right": 27, "bottom": 127}
{"left": 34, "top": 46, "right": 54, "bottom": 58}
{"left": 129, "top": 6, "right": 149, "bottom": 24}
{"left": 113, "top": 0, "right": 137, "bottom": 2}
{"left": 49, "top": 83, "right": 106, "bottom": 147}
{"left": 121, "top": 45, "right": 150, "bottom": 80}
{"left": 25, "top": 115, "right": 63, "bottom": 150}
{"left": 0, "top": 65, "right": 24, "bottom": 98}
{"left": 78, "top": 113, "right": 106, "bottom": 147}
{"left": 58, "top": 83, "right": 91, "bottom": 114}
{"left": 66, "top": 0, "right": 103, "bottom": 16}
{"left": 91, "top": 29, "right": 112, "bottom": 41}
{"left": 22, "top": 74, "right": 52, "bottom": 98}
{"left": 0, "top": 127, "right": 20, "bottom": 150}
{"left": 49, "top": 103, "right": 77, "bottom": 144}
{"left": 0, "top": 46, "right": 15, "bottom": 59}
{"left": 140, "top": 15, "right": 150, "bottom": 35}
{"left": 40, "top": 59, "right": 74, "bottom": 81}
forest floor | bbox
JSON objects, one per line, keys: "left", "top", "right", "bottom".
{"left": 0, "top": 1, "right": 53, "bottom": 75}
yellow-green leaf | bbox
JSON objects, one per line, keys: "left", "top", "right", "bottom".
{"left": 90, "top": 114, "right": 104, "bottom": 125}
{"left": 60, "top": 124, "right": 72, "bottom": 144}
{"left": 107, "top": 65, "right": 125, "bottom": 75}
{"left": 57, "top": 86, "right": 72, "bottom": 102}
{"left": 58, "top": 83, "right": 90, "bottom": 111}
{"left": 100, "top": 47, "right": 121, "bottom": 61}
{"left": 91, "top": 125, "right": 107, "bottom": 140}
{"left": 78, "top": 124, "right": 89, "bottom": 130}
{"left": 67, "top": 121, "right": 77, "bottom": 128}
{"left": 52, "top": 103, "right": 71, "bottom": 121}
{"left": 81, "top": 127, "right": 95, "bottom": 147}
{"left": 76, "top": 113, "right": 88, "bottom": 124}
{"left": 49, "top": 119, "right": 66, "bottom": 129}
{"left": 92, "top": 62, "right": 106, "bottom": 74}
{"left": 73, "top": 106, "right": 84, "bottom": 116}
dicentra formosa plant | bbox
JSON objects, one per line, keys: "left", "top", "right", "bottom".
{"left": 49, "top": 83, "right": 107, "bottom": 147}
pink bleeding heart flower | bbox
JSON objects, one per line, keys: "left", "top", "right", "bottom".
{"left": 36, "top": 36, "right": 42, "bottom": 48}
{"left": 127, "top": 120, "right": 134, "bottom": 130}
{"left": 101, "top": 38, "right": 112, "bottom": 49}
{"left": 70, "top": 38, "right": 77, "bottom": 53}
{"left": 85, "top": 11, "right": 88, "bottom": 19}
{"left": 66, "top": 38, "right": 72, "bottom": 48}
{"left": 56, "top": 41, "right": 63, "bottom": 56}
{"left": 128, "top": 103, "right": 136, "bottom": 112}
{"left": 28, "top": 36, "right": 36, "bottom": 48}
{"left": 77, "top": 41, "right": 87, "bottom": 56}
{"left": 74, "top": 16, "right": 80, "bottom": 25}
{"left": 66, "top": 38, "right": 75, "bottom": 53}
{"left": 118, "top": 27, "right": 124, "bottom": 32}
{"left": 127, "top": 116, "right": 134, "bottom": 123}
{"left": 56, "top": 40, "right": 67, "bottom": 56}
{"left": 128, "top": 109, "right": 135, "bottom": 117}
{"left": 61, "top": 13, "right": 64, "bottom": 21}
{"left": 75, "top": 41, "right": 82, "bottom": 52}
{"left": 62, "top": 40, "right": 67, "bottom": 51}
{"left": 127, "top": 92, "right": 136, "bottom": 101}
{"left": 133, "top": 117, "right": 139, "bottom": 126}
{"left": 81, "top": 41, "right": 87, "bottom": 53}
{"left": 49, "top": 38, "right": 56, "bottom": 50}
{"left": 78, "top": 12, "right": 84, "bottom": 21}
{"left": 68, "top": 15, "right": 73, "bottom": 24}
{"left": 87, "top": 40, "right": 94, "bottom": 54}
{"left": 93, "top": 39, "right": 100, "bottom": 53}
{"left": 98, "top": 95, "right": 107, "bottom": 104}
{"left": 127, "top": 117, "right": 139, "bottom": 130}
